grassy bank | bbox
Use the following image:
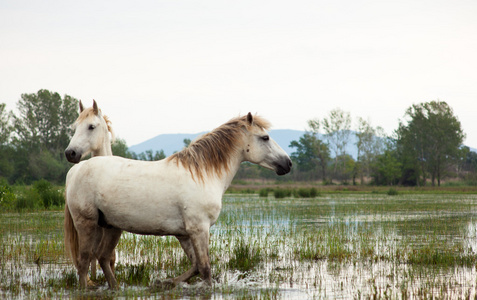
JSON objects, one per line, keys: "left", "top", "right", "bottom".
{"left": 228, "top": 180, "right": 477, "bottom": 195}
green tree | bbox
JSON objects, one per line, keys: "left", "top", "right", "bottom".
{"left": 461, "top": 147, "right": 477, "bottom": 173}
{"left": 332, "top": 154, "right": 355, "bottom": 183}
{"left": 372, "top": 149, "right": 402, "bottom": 185}
{"left": 183, "top": 138, "right": 192, "bottom": 148}
{"left": 290, "top": 119, "right": 330, "bottom": 181}
{"left": 13, "top": 89, "right": 78, "bottom": 154}
{"left": 396, "top": 101, "right": 465, "bottom": 186}
{"left": 0, "top": 104, "right": 15, "bottom": 180}
{"left": 460, "top": 147, "right": 477, "bottom": 185}
{"left": 153, "top": 150, "right": 166, "bottom": 160}
{"left": 322, "top": 108, "right": 352, "bottom": 182}
{"left": 0, "top": 103, "right": 12, "bottom": 145}
{"left": 11, "top": 90, "right": 79, "bottom": 183}
{"left": 111, "top": 138, "right": 133, "bottom": 158}
{"left": 354, "top": 117, "right": 386, "bottom": 184}
{"left": 135, "top": 149, "right": 166, "bottom": 161}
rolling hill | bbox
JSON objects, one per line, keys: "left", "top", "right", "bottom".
{"left": 128, "top": 129, "right": 360, "bottom": 159}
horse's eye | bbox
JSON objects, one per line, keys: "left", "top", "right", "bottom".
{"left": 261, "top": 135, "right": 269, "bottom": 141}
{"left": 89, "top": 125, "right": 95, "bottom": 130}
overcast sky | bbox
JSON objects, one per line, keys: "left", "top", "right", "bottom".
{"left": 1, "top": 0, "right": 476, "bottom": 148}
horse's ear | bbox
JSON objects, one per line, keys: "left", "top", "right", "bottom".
{"left": 79, "top": 100, "right": 84, "bottom": 112}
{"left": 247, "top": 112, "right": 253, "bottom": 125}
{"left": 93, "top": 100, "right": 99, "bottom": 115}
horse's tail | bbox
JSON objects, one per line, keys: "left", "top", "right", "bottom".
{"left": 64, "top": 202, "right": 79, "bottom": 268}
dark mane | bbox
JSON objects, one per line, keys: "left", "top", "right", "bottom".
{"left": 167, "top": 114, "right": 271, "bottom": 182}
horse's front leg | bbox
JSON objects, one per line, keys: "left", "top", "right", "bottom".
{"left": 189, "top": 229, "right": 212, "bottom": 285}
{"left": 171, "top": 236, "right": 199, "bottom": 284}
{"left": 76, "top": 221, "right": 100, "bottom": 289}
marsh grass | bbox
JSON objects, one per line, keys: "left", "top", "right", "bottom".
{"left": 2, "top": 193, "right": 477, "bottom": 298}
{"left": 227, "top": 240, "right": 263, "bottom": 272}
{"left": 116, "top": 263, "right": 152, "bottom": 286}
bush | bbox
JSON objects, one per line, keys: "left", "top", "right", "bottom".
{"left": 294, "top": 188, "right": 310, "bottom": 198}
{"left": 0, "top": 179, "right": 64, "bottom": 211}
{"left": 0, "top": 180, "right": 16, "bottom": 211}
{"left": 387, "top": 188, "right": 399, "bottom": 196}
{"left": 274, "top": 188, "right": 292, "bottom": 199}
{"left": 33, "top": 179, "right": 64, "bottom": 208}
{"left": 293, "top": 187, "right": 320, "bottom": 198}
{"left": 258, "top": 188, "right": 269, "bottom": 197}
{"left": 16, "top": 188, "right": 38, "bottom": 211}
{"left": 310, "top": 187, "right": 319, "bottom": 198}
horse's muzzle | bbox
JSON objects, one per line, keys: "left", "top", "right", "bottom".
{"left": 65, "top": 149, "right": 82, "bottom": 164}
{"left": 275, "top": 157, "right": 292, "bottom": 175}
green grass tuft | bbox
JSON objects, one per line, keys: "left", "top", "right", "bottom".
{"left": 227, "top": 240, "right": 263, "bottom": 272}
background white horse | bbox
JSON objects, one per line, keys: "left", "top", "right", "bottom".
{"left": 65, "top": 100, "right": 114, "bottom": 163}
{"left": 64, "top": 100, "right": 116, "bottom": 281}
{"left": 64, "top": 113, "right": 292, "bottom": 289}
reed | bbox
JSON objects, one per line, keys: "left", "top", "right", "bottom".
{"left": 2, "top": 193, "right": 477, "bottom": 298}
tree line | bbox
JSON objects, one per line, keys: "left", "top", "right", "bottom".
{"left": 1, "top": 89, "right": 476, "bottom": 186}
{"left": 235, "top": 103, "right": 476, "bottom": 186}
{"left": 0, "top": 90, "right": 164, "bottom": 184}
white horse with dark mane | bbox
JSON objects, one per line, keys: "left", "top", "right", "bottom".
{"left": 65, "top": 100, "right": 116, "bottom": 280}
{"left": 64, "top": 113, "right": 292, "bottom": 289}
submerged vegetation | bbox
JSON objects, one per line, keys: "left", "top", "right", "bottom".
{"left": 2, "top": 192, "right": 477, "bottom": 298}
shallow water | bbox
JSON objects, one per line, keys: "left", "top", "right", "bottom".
{"left": 213, "top": 194, "right": 477, "bottom": 299}
{"left": 1, "top": 194, "right": 477, "bottom": 298}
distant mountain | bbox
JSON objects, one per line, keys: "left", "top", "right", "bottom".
{"left": 129, "top": 132, "right": 207, "bottom": 156}
{"left": 129, "top": 130, "right": 477, "bottom": 159}
{"left": 129, "top": 129, "right": 358, "bottom": 159}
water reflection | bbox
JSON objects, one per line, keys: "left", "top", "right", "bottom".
{"left": 2, "top": 194, "right": 477, "bottom": 298}
{"left": 212, "top": 194, "right": 477, "bottom": 298}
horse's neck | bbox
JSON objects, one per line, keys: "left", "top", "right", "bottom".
{"left": 216, "top": 151, "right": 244, "bottom": 192}
{"left": 92, "top": 134, "right": 112, "bottom": 157}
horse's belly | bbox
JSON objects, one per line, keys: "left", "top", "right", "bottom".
{"left": 102, "top": 205, "right": 186, "bottom": 236}
{"left": 94, "top": 182, "right": 185, "bottom": 235}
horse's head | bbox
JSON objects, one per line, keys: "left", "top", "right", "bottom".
{"left": 65, "top": 100, "right": 113, "bottom": 163}
{"left": 242, "top": 113, "right": 292, "bottom": 175}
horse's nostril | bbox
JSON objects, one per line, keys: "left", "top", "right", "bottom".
{"left": 65, "top": 150, "right": 76, "bottom": 158}
{"left": 65, "top": 149, "right": 81, "bottom": 163}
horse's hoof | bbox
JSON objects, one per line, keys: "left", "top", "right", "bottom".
{"left": 87, "top": 279, "right": 99, "bottom": 287}
{"left": 153, "top": 279, "right": 175, "bottom": 290}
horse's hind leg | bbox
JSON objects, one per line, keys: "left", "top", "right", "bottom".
{"left": 110, "top": 246, "right": 116, "bottom": 273}
{"left": 97, "top": 227, "right": 122, "bottom": 289}
{"left": 91, "top": 228, "right": 116, "bottom": 277}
